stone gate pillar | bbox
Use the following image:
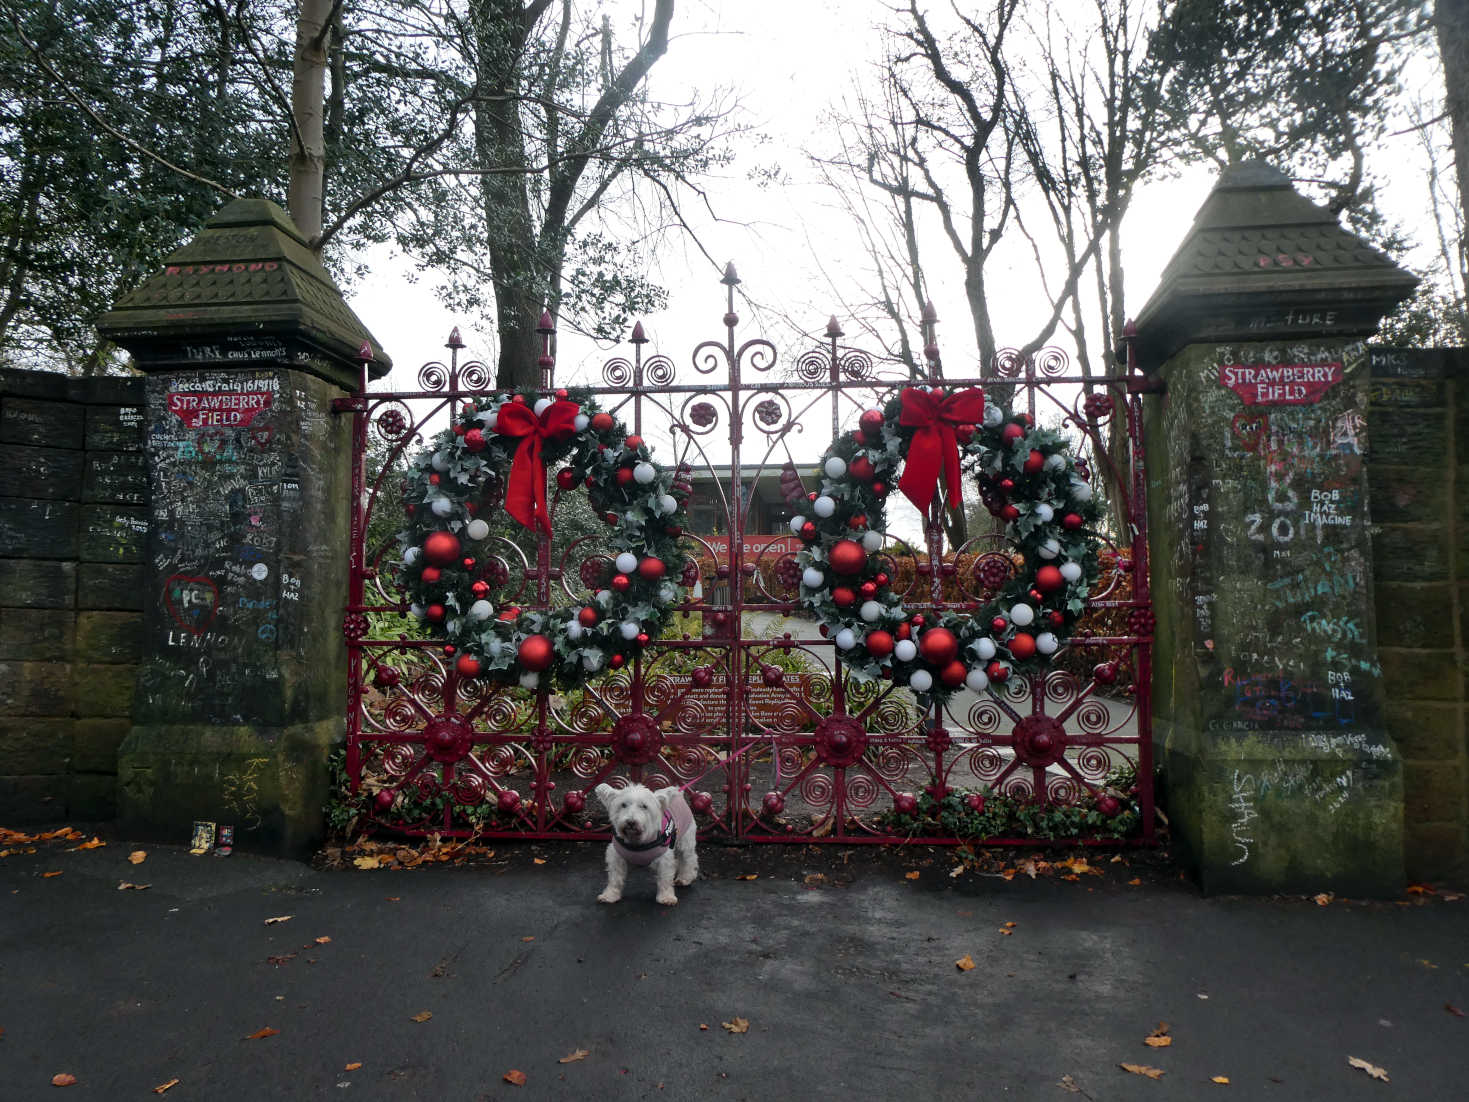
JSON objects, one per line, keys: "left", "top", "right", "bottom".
{"left": 1135, "top": 162, "right": 1417, "bottom": 895}
{"left": 98, "top": 198, "right": 390, "bottom": 855}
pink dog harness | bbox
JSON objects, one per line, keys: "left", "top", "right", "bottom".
{"left": 612, "top": 792, "right": 694, "bottom": 867}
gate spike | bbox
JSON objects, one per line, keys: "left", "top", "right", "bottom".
{"left": 630, "top": 320, "right": 647, "bottom": 344}
{"left": 446, "top": 326, "right": 464, "bottom": 349}
{"left": 825, "top": 316, "right": 843, "bottom": 339}
{"left": 721, "top": 261, "right": 740, "bottom": 286}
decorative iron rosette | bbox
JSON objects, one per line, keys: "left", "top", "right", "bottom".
{"left": 791, "top": 387, "right": 1104, "bottom": 705}
{"left": 395, "top": 389, "right": 692, "bottom": 691}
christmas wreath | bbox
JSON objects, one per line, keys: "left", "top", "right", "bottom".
{"left": 397, "top": 389, "right": 690, "bottom": 689}
{"left": 793, "top": 386, "right": 1103, "bottom": 703}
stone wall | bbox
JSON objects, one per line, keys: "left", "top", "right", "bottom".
{"left": 1368, "top": 348, "right": 1469, "bottom": 882}
{"left": 0, "top": 368, "right": 148, "bottom": 821}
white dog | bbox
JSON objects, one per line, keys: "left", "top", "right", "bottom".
{"left": 594, "top": 782, "right": 698, "bottom": 906}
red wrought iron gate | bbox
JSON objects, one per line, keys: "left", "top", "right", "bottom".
{"left": 339, "top": 280, "right": 1155, "bottom": 845}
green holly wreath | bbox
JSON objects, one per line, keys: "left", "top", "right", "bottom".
{"left": 793, "top": 385, "right": 1104, "bottom": 703}
{"left": 397, "top": 389, "right": 690, "bottom": 689}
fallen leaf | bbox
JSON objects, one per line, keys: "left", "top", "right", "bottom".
{"left": 1059, "top": 1075, "right": 1081, "bottom": 1093}
{"left": 42, "top": 871, "right": 62, "bottom": 878}
{"left": 1441, "top": 891, "right": 1464, "bottom": 902}
{"left": 1211, "top": 1076, "right": 1230, "bottom": 1084}
{"left": 1313, "top": 892, "right": 1333, "bottom": 906}
{"left": 245, "top": 1027, "right": 279, "bottom": 1040}
{"left": 699, "top": 1024, "right": 709, "bottom": 1031}
{"left": 117, "top": 882, "right": 150, "bottom": 891}
{"left": 74, "top": 837, "right": 105, "bottom": 851}
{"left": 955, "top": 955, "right": 976, "bottom": 972}
{"left": 904, "top": 870, "right": 920, "bottom": 880}
{"left": 503, "top": 1069, "right": 527, "bottom": 1086}
{"left": 1144, "top": 1022, "right": 1172, "bottom": 1048}
{"left": 1002, "top": 921, "right": 1017, "bottom": 928}
{"left": 520, "top": 936, "right": 535, "bottom": 942}
{"left": 353, "top": 856, "right": 383, "bottom": 870}
{"left": 314, "top": 936, "right": 331, "bottom": 944}
{"left": 1446, "top": 1003, "right": 1465, "bottom": 1018}
{"left": 1406, "top": 883, "right": 1435, "bottom": 895}
{"left": 533, "top": 858, "right": 546, "bottom": 865}
{"left": 1347, "top": 1056, "right": 1389, "bottom": 1082}
{"left": 410, "top": 1011, "right": 432, "bottom": 1023}
{"left": 128, "top": 851, "right": 146, "bottom": 865}
{"left": 803, "top": 873, "right": 826, "bottom": 885}
{"left": 263, "top": 915, "right": 293, "bottom": 925}
{"left": 736, "top": 874, "right": 757, "bottom": 881}
{"left": 266, "top": 954, "right": 296, "bottom": 966}
{"left": 385, "top": 896, "right": 401, "bottom": 902}
{"left": 1119, "top": 1063, "right": 1165, "bottom": 1079}
{"left": 558, "top": 1049, "right": 590, "bottom": 1063}
{"left": 345, "top": 1063, "right": 362, "bottom": 1071}
{"left": 1128, "top": 877, "right": 1142, "bottom": 886}
{"left": 51, "top": 1073, "right": 77, "bottom": 1086}
{"left": 1000, "top": 867, "right": 1016, "bottom": 881}
{"left": 721, "top": 1017, "right": 749, "bottom": 1034}
{"left": 152, "top": 1078, "right": 180, "bottom": 1094}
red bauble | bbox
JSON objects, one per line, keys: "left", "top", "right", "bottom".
{"left": 518, "top": 634, "right": 554, "bottom": 672}
{"left": 858, "top": 409, "right": 885, "bottom": 436}
{"left": 829, "top": 539, "right": 867, "bottom": 575}
{"left": 848, "top": 456, "right": 875, "bottom": 482}
{"left": 986, "top": 660, "right": 1010, "bottom": 682}
{"left": 1097, "top": 795, "right": 1122, "bottom": 816}
{"left": 1093, "top": 661, "right": 1118, "bottom": 685}
{"left": 940, "top": 660, "right": 968, "bottom": 689}
{"left": 443, "top": 644, "right": 455, "bottom": 656}
{"left": 895, "top": 623, "right": 911, "bottom": 641}
{"left": 609, "top": 654, "right": 625, "bottom": 669}
{"left": 866, "top": 630, "right": 894, "bottom": 658}
{"left": 860, "top": 581, "right": 878, "bottom": 600}
{"left": 991, "top": 616, "right": 1008, "bottom": 632}
{"left": 849, "top": 514, "right": 867, "bottom": 530}
{"left": 591, "top": 412, "right": 615, "bottom": 432}
{"left": 875, "top": 572, "right": 890, "bottom": 587}
{"left": 462, "top": 558, "right": 476, "bottom": 570}
{"left": 605, "top": 512, "right": 619, "bottom": 525}
{"left": 1001, "top": 423, "right": 1025, "bottom": 446}
{"left": 616, "top": 467, "right": 634, "bottom": 486}
{"left": 625, "top": 434, "right": 644, "bottom": 450}
{"left": 510, "top": 394, "right": 525, "bottom": 404}
{"left": 831, "top": 586, "right": 856, "bottom": 608}
{"left": 800, "top": 521, "right": 817, "bottom": 542}
{"left": 429, "top": 473, "right": 441, "bottom": 486}
{"left": 955, "top": 424, "right": 975, "bottom": 444}
{"left": 1049, "top": 610, "right": 1066, "bottom": 627}
{"left": 464, "top": 428, "right": 486, "bottom": 452}
{"left": 1023, "top": 449, "right": 1045, "bottom": 473}
{"left": 498, "top": 606, "right": 520, "bottom": 621}
{"left": 1000, "top": 504, "right": 1020, "bottom": 522}
{"left": 556, "top": 468, "right": 578, "bottom": 490}
{"left": 578, "top": 606, "right": 599, "bottom": 627}
{"left": 425, "top": 603, "right": 446, "bottom": 623}
{"left": 455, "top": 654, "right": 482, "bottom": 678}
{"left": 555, "top": 388, "right": 569, "bottom": 399}
{"left": 374, "top": 789, "right": 395, "bottom": 812}
{"left": 999, "top": 478, "right": 1015, "bottom": 493}
{"left": 638, "top": 557, "right": 666, "bottom": 581}
{"left": 423, "top": 531, "right": 462, "bottom": 566}
{"left": 420, "top": 566, "right": 441, "bottom": 584}
{"left": 1035, "top": 565, "right": 1064, "bottom": 593}
{"left": 1009, "top": 632, "right": 1037, "bottom": 660}
{"left": 871, "top": 481, "right": 888, "bottom": 497}
{"left": 917, "top": 627, "right": 959, "bottom": 666}
{"left": 611, "top": 573, "right": 631, "bottom": 592}
{"left": 911, "top": 614, "right": 925, "bottom": 628}
{"left": 893, "top": 792, "right": 918, "bottom": 815}
{"left": 1062, "top": 513, "right": 1084, "bottom": 530}
{"left": 497, "top": 789, "right": 521, "bottom": 812}
{"left": 471, "top": 581, "right": 490, "bottom": 598}
{"left": 636, "top": 632, "right": 650, "bottom": 646}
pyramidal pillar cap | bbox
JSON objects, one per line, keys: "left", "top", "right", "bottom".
{"left": 1132, "top": 160, "right": 1417, "bottom": 369}
{"left": 98, "top": 197, "right": 391, "bottom": 388}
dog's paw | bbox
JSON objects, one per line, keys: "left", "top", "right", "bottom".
{"left": 656, "top": 890, "right": 679, "bottom": 906}
{"left": 675, "top": 873, "right": 697, "bottom": 887}
{"left": 597, "top": 889, "right": 621, "bottom": 904}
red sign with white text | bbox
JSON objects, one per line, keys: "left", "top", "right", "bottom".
{"left": 167, "top": 390, "right": 274, "bottom": 428}
{"left": 1218, "top": 362, "right": 1342, "bottom": 406}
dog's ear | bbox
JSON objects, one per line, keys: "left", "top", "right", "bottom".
{"left": 594, "top": 783, "right": 617, "bottom": 812}
{"left": 654, "top": 786, "right": 679, "bottom": 811}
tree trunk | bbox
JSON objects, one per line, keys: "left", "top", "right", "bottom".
{"left": 1438, "top": 0, "right": 1469, "bottom": 302}
{"left": 288, "top": 0, "right": 333, "bottom": 244}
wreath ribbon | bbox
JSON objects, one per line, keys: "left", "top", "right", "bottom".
{"left": 496, "top": 399, "right": 581, "bottom": 534}
{"left": 897, "top": 386, "right": 985, "bottom": 513}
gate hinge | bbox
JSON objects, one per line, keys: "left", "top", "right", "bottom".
{"left": 331, "top": 396, "right": 368, "bottom": 413}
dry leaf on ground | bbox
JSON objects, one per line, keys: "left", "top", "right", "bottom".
{"left": 1128, "top": 878, "right": 1142, "bottom": 886}
{"left": 314, "top": 936, "right": 331, "bottom": 944}
{"left": 520, "top": 936, "right": 535, "bottom": 942}
{"left": 1406, "top": 883, "right": 1435, "bottom": 895}
{"left": 385, "top": 896, "right": 401, "bottom": 902}
{"left": 117, "top": 882, "right": 150, "bottom": 891}
{"left": 736, "top": 874, "right": 757, "bottom": 881}
{"left": 51, "top": 1072, "right": 77, "bottom": 1086}
{"left": 409, "top": 1011, "right": 432, "bottom": 1023}
{"left": 1119, "top": 1063, "right": 1165, "bottom": 1079}
{"left": 1347, "top": 1056, "right": 1389, "bottom": 1082}
{"left": 1446, "top": 1003, "right": 1465, "bottom": 1018}
{"left": 904, "top": 871, "right": 920, "bottom": 880}
{"left": 74, "top": 837, "right": 105, "bottom": 851}
{"left": 532, "top": 858, "right": 546, "bottom": 865}
{"left": 503, "top": 1069, "right": 527, "bottom": 1085}
{"left": 955, "top": 954, "right": 976, "bottom": 972}
{"left": 1144, "top": 1022, "right": 1172, "bottom": 1048}
{"left": 558, "top": 1049, "right": 590, "bottom": 1063}
{"left": 42, "top": 871, "right": 62, "bottom": 878}
{"left": 128, "top": 851, "right": 146, "bottom": 865}
{"left": 721, "top": 1017, "right": 749, "bottom": 1034}
{"left": 1058, "top": 1075, "right": 1081, "bottom": 1093}
{"left": 1211, "top": 1076, "right": 1230, "bottom": 1085}
{"left": 152, "top": 1078, "right": 180, "bottom": 1094}
{"left": 263, "top": 915, "right": 293, "bottom": 925}
{"left": 345, "top": 1063, "right": 361, "bottom": 1071}
{"left": 245, "top": 1027, "right": 279, "bottom": 1040}
{"left": 1313, "top": 892, "right": 1333, "bottom": 906}
{"left": 699, "top": 1024, "right": 709, "bottom": 1031}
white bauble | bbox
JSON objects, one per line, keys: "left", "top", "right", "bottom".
{"left": 658, "top": 494, "right": 677, "bottom": 515}
{"left": 983, "top": 406, "right": 1004, "bottom": 427}
{"left": 862, "top": 530, "right": 883, "bottom": 552}
{"left": 583, "top": 653, "right": 603, "bottom": 672}
{"left": 789, "top": 515, "right": 807, "bottom": 535}
{"left": 403, "top": 546, "right": 421, "bottom": 566}
{"left": 477, "top": 408, "right": 498, "bottom": 429}
{"left": 894, "top": 639, "right": 918, "bottom": 662}
{"left": 1036, "top": 632, "right": 1059, "bottom": 655}
{"left": 431, "top": 451, "right": 449, "bottom": 472}
{"left": 974, "top": 638, "right": 997, "bottom": 661}
{"left": 519, "top": 670, "right": 540, "bottom": 689}
{"left": 835, "top": 628, "right": 856, "bottom": 650}
{"left": 824, "top": 456, "right": 848, "bottom": 479}
{"left": 566, "top": 620, "right": 584, "bottom": 641}
{"left": 908, "top": 669, "right": 933, "bottom": 692}
{"left": 633, "top": 462, "right": 656, "bottom": 485}
{"left": 1045, "top": 453, "right": 1066, "bottom": 472}
{"left": 1059, "top": 562, "right": 1083, "bottom": 582}
{"left": 1034, "top": 503, "right": 1054, "bottom": 523}
{"left": 616, "top": 552, "right": 638, "bottom": 574}
{"left": 860, "top": 600, "right": 883, "bottom": 623}
{"left": 659, "top": 583, "right": 677, "bottom": 602}
{"left": 965, "top": 668, "right": 990, "bottom": 692}
{"left": 573, "top": 413, "right": 589, "bottom": 432}
{"left": 430, "top": 497, "right": 453, "bottom": 518}
{"left": 813, "top": 495, "right": 836, "bottom": 518}
{"left": 597, "top": 589, "right": 613, "bottom": 607}
{"left": 1037, "top": 538, "right": 1061, "bottom": 559}
{"left": 619, "top": 620, "right": 640, "bottom": 640}
{"left": 802, "top": 567, "right": 825, "bottom": 589}
{"left": 466, "top": 518, "right": 490, "bottom": 541}
{"left": 1071, "top": 478, "right": 1093, "bottom": 502}
{"left": 468, "top": 600, "right": 493, "bottom": 622}
{"left": 486, "top": 638, "right": 504, "bottom": 658}
{"left": 1010, "top": 603, "right": 1035, "bottom": 627}
{"left": 534, "top": 397, "right": 554, "bottom": 416}
{"left": 409, "top": 602, "right": 425, "bottom": 621}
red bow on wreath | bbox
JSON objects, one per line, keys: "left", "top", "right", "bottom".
{"left": 495, "top": 399, "right": 582, "bottom": 535}
{"left": 897, "top": 386, "right": 986, "bottom": 514}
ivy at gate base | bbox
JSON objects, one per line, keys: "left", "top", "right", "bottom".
{"left": 794, "top": 386, "right": 1103, "bottom": 705}
{"left": 397, "top": 389, "right": 690, "bottom": 689}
